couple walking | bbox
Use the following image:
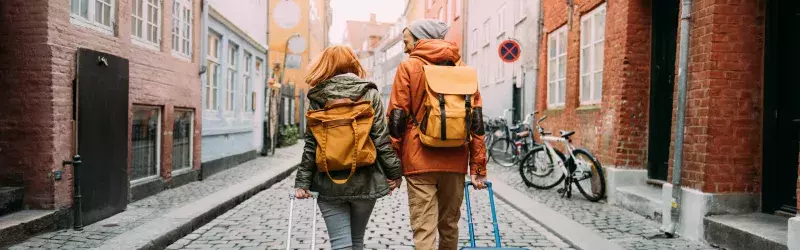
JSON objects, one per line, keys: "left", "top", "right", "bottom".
{"left": 294, "top": 19, "right": 488, "bottom": 250}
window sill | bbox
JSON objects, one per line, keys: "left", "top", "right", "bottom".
{"left": 576, "top": 104, "right": 601, "bottom": 114}
{"left": 546, "top": 105, "right": 565, "bottom": 112}
{"left": 70, "top": 16, "right": 114, "bottom": 36}
{"left": 495, "top": 79, "right": 504, "bottom": 84}
{"left": 130, "top": 175, "right": 162, "bottom": 186}
{"left": 496, "top": 31, "right": 506, "bottom": 39}
{"left": 132, "top": 38, "right": 161, "bottom": 51}
{"left": 515, "top": 16, "right": 528, "bottom": 26}
{"left": 171, "top": 51, "right": 192, "bottom": 62}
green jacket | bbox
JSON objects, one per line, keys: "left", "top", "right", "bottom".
{"left": 294, "top": 73, "right": 403, "bottom": 201}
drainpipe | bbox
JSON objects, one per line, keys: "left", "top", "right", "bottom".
{"left": 461, "top": 0, "right": 468, "bottom": 61}
{"left": 199, "top": 0, "right": 209, "bottom": 76}
{"left": 261, "top": 0, "right": 271, "bottom": 156}
{"left": 663, "top": 0, "right": 693, "bottom": 237}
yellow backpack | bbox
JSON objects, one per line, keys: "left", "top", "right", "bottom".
{"left": 412, "top": 57, "right": 479, "bottom": 148}
{"left": 306, "top": 98, "right": 377, "bottom": 184}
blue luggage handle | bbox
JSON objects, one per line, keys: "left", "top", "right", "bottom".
{"left": 464, "top": 180, "right": 502, "bottom": 248}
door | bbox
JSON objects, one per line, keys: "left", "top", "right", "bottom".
{"left": 646, "top": 0, "right": 679, "bottom": 181}
{"left": 512, "top": 78, "right": 522, "bottom": 123}
{"left": 763, "top": 0, "right": 799, "bottom": 216}
{"left": 75, "top": 49, "right": 130, "bottom": 225}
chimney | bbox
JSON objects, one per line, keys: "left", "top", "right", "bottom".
{"left": 370, "top": 13, "right": 377, "bottom": 23}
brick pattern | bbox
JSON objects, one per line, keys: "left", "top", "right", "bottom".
{"left": 669, "top": 0, "right": 765, "bottom": 193}
{"left": 0, "top": 0, "right": 203, "bottom": 209}
{"left": 535, "top": 0, "right": 652, "bottom": 169}
{"left": 0, "top": 0, "right": 58, "bottom": 209}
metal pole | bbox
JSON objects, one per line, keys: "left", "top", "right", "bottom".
{"left": 66, "top": 155, "right": 83, "bottom": 230}
{"left": 663, "top": 0, "right": 693, "bottom": 237}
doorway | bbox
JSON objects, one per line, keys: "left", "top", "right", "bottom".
{"left": 75, "top": 49, "right": 130, "bottom": 225}
{"left": 512, "top": 77, "right": 522, "bottom": 123}
{"left": 646, "top": 0, "right": 679, "bottom": 181}
{"left": 763, "top": 0, "right": 799, "bottom": 216}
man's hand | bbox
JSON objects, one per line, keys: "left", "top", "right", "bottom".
{"left": 294, "top": 188, "right": 312, "bottom": 199}
{"left": 387, "top": 178, "right": 403, "bottom": 195}
{"left": 470, "top": 174, "right": 487, "bottom": 190}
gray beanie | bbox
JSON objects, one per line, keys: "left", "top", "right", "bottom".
{"left": 407, "top": 19, "right": 450, "bottom": 40}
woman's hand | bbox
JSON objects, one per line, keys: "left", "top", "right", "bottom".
{"left": 294, "top": 188, "right": 312, "bottom": 199}
{"left": 387, "top": 178, "right": 403, "bottom": 195}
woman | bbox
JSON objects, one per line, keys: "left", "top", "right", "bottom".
{"left": 294, "top": 45, "right": 403, "bottom": 250}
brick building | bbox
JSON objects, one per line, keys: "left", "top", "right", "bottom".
{"left": 424, "top": 0, "right": 464, "bottom": 51}
{"left": 0, "top": 0, "right": 202, "bottom": 235}
{"left": 535, "top": 0, "right": 799, "bottom": 248}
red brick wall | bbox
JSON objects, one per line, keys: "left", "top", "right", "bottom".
{"left": 536, "top": 0, "right": 652, "bottom": 169}
{"left": 669, "top": 0, "right": 765, "bottom": 193}
{"left": 0, "top": 0, "right": 202, "bottom": 209}
{"left": 424, "top": 0, "right": 463, "bottom": 50}
{"left": 0, "top": 0, "right": 59, "bottom": 209}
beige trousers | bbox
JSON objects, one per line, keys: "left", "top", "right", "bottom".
{"left": 406, "top": 172, "right": 465, "bottom": 250}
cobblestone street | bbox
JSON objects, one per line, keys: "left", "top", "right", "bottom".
{"left": 486, "top": 163, "right": 718, "bottom": 250}
{"left": 169, "top": 174, "right": 573, "bottom": 250}
{"left": 7, "top": 145, "right": 303, "bottom": 250}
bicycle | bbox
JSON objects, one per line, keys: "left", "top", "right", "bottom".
{"left": 489, "top": 111, "right": 539, "bottom": 167}
{"left": 518, "top": 114, "right": 606, "bottom": 202}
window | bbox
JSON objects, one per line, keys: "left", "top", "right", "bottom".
{"left": 70, "top": 0, "right": 114, "bottom": 31}
{"left": 132, "top": 0, "right": 162, "bottom": 45}
{"left": 483, "top": 19, "right": 490, "bottom": 45}
{"left": 255, "top": 58, "right": 264, "bottom": 112}
{"left": 496, "top": 37, "right": 504, "bottom": 82}
{"left": 482, "top": 45, "right": 491, "bottom": 87}
{"left": 455, "top": 0, "right": 461, "bottom": 17}
{"left": 172, "top": 0, "right": 192, "bottom": 57}
{"left": 496, "top": 5, "right": 505, "bottom": 36}
{"left": 172, "top": 110, "right": 193, "bottom": 172}
{"left": 226, "top": 43, "right": 238, "bottom": 112}
{"left": 131, "top": 106, "right": 161, "bottom": 182}
{"left": 438, "top": 7, "right": 444, "bottom": 22}
{"left": 447, "top": 0, "right": 453, "bottom": 24}
{"left": 516, "top": 0, "right": 527, "bottom": 23}
{"left": 547, "top": 26, "right": 568, "bottom": 108}
{"left": 470, "top": 29, "right": 477, "bottom": 52}
{"left": 580, "top": 4, "right": 606, "bottom": 105}
{"left": 205, "top": 33, "right": 221, "bottom": 111}
{"left": 242, "top": 52, "right": 253, "bottom": 113}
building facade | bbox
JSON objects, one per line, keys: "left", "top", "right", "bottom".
{"left": 200, "top": 1, "right": 269, "bottom": 178}
{"left": 0, "top": 0, "right": 203, "bottom": 229}
{"left": 535, "top": 0, "right": 799, "bottom": 248}
{"left": 424, "top": 0, "right": 464, "bottom": 50}
{"left": 464, "top": 0, "right": 540, "bottom": 121}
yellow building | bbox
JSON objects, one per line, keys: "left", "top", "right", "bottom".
{"left": 268, "top": 0, "right": 331, "bottom": 123}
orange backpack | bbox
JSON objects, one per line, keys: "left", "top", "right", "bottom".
{"left": 306, "top": 97, "right": 377, "bottom": 184}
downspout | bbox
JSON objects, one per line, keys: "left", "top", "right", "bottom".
{"left": 199, "top": 0, "right": 209, "bottom": 76}
{"left": 533, "top": 0, "right": 543, "bottom": 112}
{"left": 663, "top": 0, "right": 693, "bottom": 237}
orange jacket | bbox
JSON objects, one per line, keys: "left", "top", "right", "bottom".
{"left": 387, "top": 39, "right": 487, "bottom": 176}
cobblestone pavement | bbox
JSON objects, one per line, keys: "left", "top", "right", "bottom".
{"left": 487, "top": 162, "right": 719, "bottom": 250}
{"left": 7, "top": 144, "right": 304, "bottom": 250}
{"left": 170, "top": 174, "right": 574, "bottom": 250}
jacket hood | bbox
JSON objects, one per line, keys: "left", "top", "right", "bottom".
{"left": 409, "top": 39, "right": 461, "bottom": 64}
{"left": 307, "top": 73, "right": 377, "bottom": 106}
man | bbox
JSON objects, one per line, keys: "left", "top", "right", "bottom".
{"left": 387, "top": 19, "right": 488, "bottom": 250}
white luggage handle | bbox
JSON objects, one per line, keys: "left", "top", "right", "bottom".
{"left": 286, "top": 191, "right": 319, "bottom": 250}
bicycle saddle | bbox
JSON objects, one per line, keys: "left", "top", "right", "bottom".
{"left": 560, "top": 130, "right": 575, "bottom": 138}
{"left": 516, "top": 130, "right": 530, "bottom": 137}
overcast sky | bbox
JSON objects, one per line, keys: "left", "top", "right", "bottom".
{"left": 328, "top": 0, "right": 405, "bottom": 44}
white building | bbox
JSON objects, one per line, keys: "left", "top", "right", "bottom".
{"left": 465, "top": 0, "right": 540, "bottom": 122}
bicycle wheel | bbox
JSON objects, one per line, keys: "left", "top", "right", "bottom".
{"left": 490, "top": 138, "right": 518, "bottom": 167}
{"left": 572, "top": 149, "right": 606, "bottom": 202}
{"left": 519, "top": 146, "right": 565, "bottom": 189}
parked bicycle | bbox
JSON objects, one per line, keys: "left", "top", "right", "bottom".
{"left": 518, "top": 114, "right": 606, "bottom": 202}
{"left": 489, "top": 110, "right": 539, "bottom": 167}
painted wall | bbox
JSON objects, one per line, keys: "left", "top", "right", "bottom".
{"left": 465, "top": 0, "right": 539, "bottom": 119}
{"left": 202, "top": 11, "right": 267, "bottom": 162}
{"left": 209, "top": 0, "right": 268, "bottom": 48}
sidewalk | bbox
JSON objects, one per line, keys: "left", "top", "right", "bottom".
{"left": 169, "top": 173, "right": 574, "bottom": 250}
{"left": 486, "top": 163, "right": 717, "bottom": 250}
{"left": 7, "top": 144, "right": 304, "bottom": 250}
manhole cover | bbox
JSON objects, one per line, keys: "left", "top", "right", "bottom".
{"left": 102, "top": 223, "right": 119, "bottom": 227}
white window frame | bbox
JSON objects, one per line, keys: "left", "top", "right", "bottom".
{"left": 547, "top": 25, "right": 568, "bottom": 108}
{"left": 225, "top": 43, "right": 238, "bottom": 113}
{"left": 447, "top": 0, "right": 453, "bottom": 24}
{"left": 131, "top": 0, "right": 162, "bottom": 49}
{"left": 255, "top": 57, "right": 264, "bottom": 112}
{"left": 130, "top": 106, "right": 161, "bottom": 184}
{"left": 455, "top": 0, "right": 461, "bottom": 18}
{"left": 438, "top": 7, "right": 444, "bottom": 22}
{"left": 70, "top": 0, "right": 115, "bottom": 34}
{"left": 580, "top": 4, "right": 606, "bottom": 105}
{"left": 470, "top": 29, "right": 477, "bottom": 53}
{"left": 496, "top": 5, "right": 506, "bottom": 37}
{"left": 516, "top": 0, "right": 527, "bottom": 24}
{"left": 172, "top": 0, "right": 193, "bottom": 58}
{"left": 242, "top": 52, "right": 253, "bottom": 114}
{"left": 205, "top": 33, "right": 221, "bottom": 112}
{"left": 482, "top": 45, "right": 491, "bottom": 87}
{"left": 483, "top": 19, "right": 490, "bottom": 45}
{"left": 495, "top": 37, "right": 504, "bottom": 83}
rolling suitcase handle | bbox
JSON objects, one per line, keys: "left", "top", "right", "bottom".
{"left": 464, "top": 180, "right": 502, "bottom": 248}
{"left": 286, "top": 191, "right": 319, "bottom": 250}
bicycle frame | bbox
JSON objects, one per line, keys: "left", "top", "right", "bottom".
{"left": 540, "top": 136, "right": 574, "bottom": 180}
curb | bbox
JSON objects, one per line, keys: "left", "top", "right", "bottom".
{"left": 490, "top": 180, "right": 625, "bottom": 250}
{"left": 95, "top": 163, "right": 298, "bottom": 250}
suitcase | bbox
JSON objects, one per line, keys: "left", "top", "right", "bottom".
{"left": 461, "top": 181, "right": 528, "bottom": 250}
{"left": 286, "top": 191, "right": 319, "bottom": 250}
